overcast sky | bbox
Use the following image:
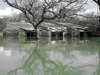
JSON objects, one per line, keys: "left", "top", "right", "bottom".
{"left": 0, "top": 0, "right": 98, "bottom": 18}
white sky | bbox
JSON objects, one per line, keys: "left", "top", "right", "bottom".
{"left": 0, "top": 7, "right": 21, "bottom": 18}
{"left": 0, "top": 0, "right": 98, "bottom": 18}
{"left": 84, "top": 0, "right": 98, "bottom": 14}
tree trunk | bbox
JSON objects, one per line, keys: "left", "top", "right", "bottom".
{"left": 35, "top": 27, "right": 40, "bottom": 40}
{"left": 96, "top": 17, "right": 100, "bottom": 35}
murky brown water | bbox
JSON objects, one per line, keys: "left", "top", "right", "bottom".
{"left": 0, "top": 36, "right": 100, "bottom": 75}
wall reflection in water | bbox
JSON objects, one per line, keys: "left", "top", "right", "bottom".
{"left": 0, "top": 36, "right": 100, "bottom": 75}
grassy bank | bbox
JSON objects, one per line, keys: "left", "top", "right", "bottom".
{"left": 0, "top": 32, "right": 3, "bottom": 36}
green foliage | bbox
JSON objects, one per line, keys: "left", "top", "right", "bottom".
{"left": 0, "top": 32, "right": 3, "bottom": 36}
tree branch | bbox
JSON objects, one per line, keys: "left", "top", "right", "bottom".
{"left": 3, "top": 0, "right": 24, "bottom": 11}
{"left": 93, "top": 0, "right": 98, "bottom": 4}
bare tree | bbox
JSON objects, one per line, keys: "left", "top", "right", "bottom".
{"left": 93, "top": 0, "right": 100, "bottom": 19}
{"left": 92, "top": 0, "right": 100, "bottom": 32}
{"left": 10, "top": 13, "right": 27, "bottom": 22}
{"left": 0, "top": 17, "right": 9, "bottom": 31}
{"left": 93, "top": 0, "right": 100, "bottom": 7}
{"left": 3, "top": 0, "right": 88, "bottom": 39}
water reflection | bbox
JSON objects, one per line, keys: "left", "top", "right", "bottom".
{"left": 0, "top": 36, "right": 100, "bottom": 75}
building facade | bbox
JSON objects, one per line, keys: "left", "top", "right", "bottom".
{"left": 3, "top": 22, "right": 88, "bottom": 37}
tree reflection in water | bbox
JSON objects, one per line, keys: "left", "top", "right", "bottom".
{"left": 3, "top": 37, "right": 100, "bottom": 75}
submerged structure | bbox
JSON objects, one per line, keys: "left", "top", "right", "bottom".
{"left": 3, "top": 22, "right": 89, "bottom": 37}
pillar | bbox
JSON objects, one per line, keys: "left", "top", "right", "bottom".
{"left": 48, "top": 31, "right": 51, "bottom": 37}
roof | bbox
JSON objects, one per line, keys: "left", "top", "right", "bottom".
{"left": 7, "top": 22, "right": 35, "bottom": 31}
{"left": 54, "top": 22, "right": 88, "bottom": 30}
{"left": 7, "top": 22, "right": 88, "bottom": 31}
{"left": 40, "top": 22, "right": 61, "bottom": 27}
{"left": 40, "top": 22, "right": 88, "bottom": 30}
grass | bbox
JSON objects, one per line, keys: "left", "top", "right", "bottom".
{"left": 0, "top": 32, "right": 3, "bottom": 36}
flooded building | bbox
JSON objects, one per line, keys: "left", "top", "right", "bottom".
{"left": 3, "top": 22, "right": 88, "bottom": 37}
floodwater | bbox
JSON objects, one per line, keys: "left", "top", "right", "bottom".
{"left": 0, "top": 36, "right": 100, "bottom": 75}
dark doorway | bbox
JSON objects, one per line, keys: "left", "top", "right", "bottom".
{"left": 52, "top": 32, "right": 56, "bottom": 37}
{"left": 52, "top": 32, "right": 63, "bottom": 37}
{"left": 86, "top": 32, "right": 92, "bottom": 36}
{"left": 52, "top": 32, "right": 63, "bottom": 40}
{"left": 26, "top": 31, "right": 36, "bottom": 37}
{"left": 80, "top": 32, "right": 84, "bottom": 36}
{"left": 59, "top": 32, "right": 63, "bottom": 37}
